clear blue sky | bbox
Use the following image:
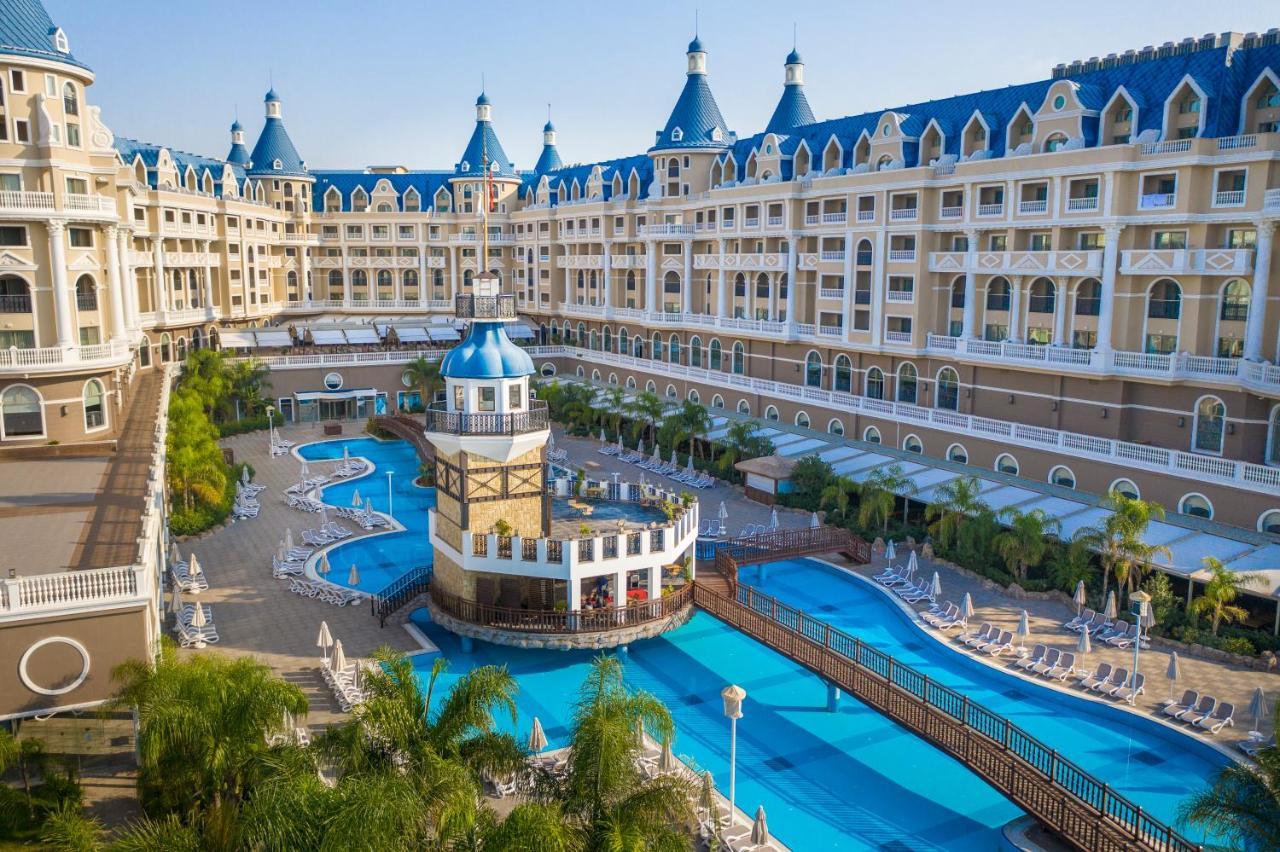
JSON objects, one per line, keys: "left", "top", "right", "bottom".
{"left": 49, "top": 0, "right": 1279, "bottom": 171}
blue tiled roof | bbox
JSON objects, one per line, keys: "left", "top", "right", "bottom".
{"left": 765, "top": 81, "right": 815, "bottom": 135}
{"left": 311, "top": 171, "right": 455, "bottom": 213}
{"left": 534, "top": 141, "right": 562, "bottom": 174}
{"left": 537, "top": 154, "right": 652, "bottom": 204}
{"left": 114, "top": 137, "right": 246, "bottom": 195}
{"left": 0, "top": 0, "right": 89, "bottom": 71}
{"left": 456, "top": 120, "right": 516, "bottom": 178}
{"left": 226, "top": 141, "right": 251, "bottom": 167}
{"left": 248, "top": 116, "right": 307, "bottom": 176}
{"left": 652, "top": 72, "right": 732, "bottom": 151}
{"left": 440, "top": 321, "right": 534, "bottom": 380}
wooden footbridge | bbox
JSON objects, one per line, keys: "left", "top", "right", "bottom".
{"left": 370, "top": 414, "right": 434, "bottom": 463}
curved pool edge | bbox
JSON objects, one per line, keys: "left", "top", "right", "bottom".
{"left": 808, "top": 556, "right": 1244, "bottom": 768}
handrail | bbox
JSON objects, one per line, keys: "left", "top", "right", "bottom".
{"left": 371, "top": 564, "right": 432, "bottom": 627}
{"left": 424, "top": 400, "right": 549, "bottom": 436}
{"left": 711, "top": 526, "right": 868, "bottom": 588}
{"left": 692, "top": 582, "right": 1201, "bottom": 852}
{"left": 431, "top": 582, "right": 693, "bottom": 634}
{"left": 455, "top": 294, "right": 516, "bottom": 319}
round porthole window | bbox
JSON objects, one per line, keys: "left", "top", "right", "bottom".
{"left": 882, "top": 125, "right": 891, "bottom": 137}
{"left": 1053, "top": 94, "right": 1067, "bottom": 111}
{"left": 400, "top": 370, "right": 413, "bottom": 388}
{"left": 323, "top": 372, "right": 343, "bottom": 390}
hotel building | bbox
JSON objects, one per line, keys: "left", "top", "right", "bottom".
{"left": 3, "top": 1, "right": 1280, "bottom": 714}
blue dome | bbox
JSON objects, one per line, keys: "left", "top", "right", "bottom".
{"left": 476, "top": 91, "right": 490, "bottom": 106}
{"left": 687, "top": 36, "right": 704, "bottom": 53}
{"left": 230, "top": 119, "right": 242, "bottom": 132}
{"left": 543, "top": 120, "right": 555, "bottom": 133}
{"left": 264, "top": 88, "right": 280, "bottom": 103}
{"left": 786, "top": 48, "right": 803, "bottom": 65}
{"left": 440, "top": 322, "right": 534, "bottom": 380}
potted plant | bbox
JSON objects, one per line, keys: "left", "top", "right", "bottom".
{"left": 494, "top": 519, "right": 513, "bottom": 537}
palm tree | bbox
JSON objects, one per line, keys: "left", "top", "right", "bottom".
{"left": 675, "top": 399, "right": 712, "bottom": 462}
{"left": 1179, "top": 738, "right": 1280, "bottom": 848}
{"left": 403, "top": 355, "right": 443, "bottom": 414}
{"left": 995, "top": 508, "right": 1060, "bottom": 581}
{"left": 624, "top": 391, "right": 666, "bottom": 446}
{"left": 0, "top": 727, "right": 48, "bottom": 818}
{"left": 858, "top": 464, "right": 915, "bottom": 534}
{"left": 532, "top": 656, "right": 695, "bottom": 848}
{"left": 1078, "top": 491, "right": 1170, "bottom": 603}
{"left": 925, "top": 475, "right": 985, "bottom": 553}
{"left": 1189, "top": 557, "right": 1262, "bottom": 636}
{"left": 601, "top": 386, "right": 627, "bottom": 439}
{"left": 561, "top": 384, "right": 601, "bottom": 434}
{"left": 1047, "top": 536, "right": 1095, "bottom": 593}
{"left": 224, "top": 357, "right": 271, "bottom": 420}
{"left": 820, "top": 474, "right": 857, "bottom": 521}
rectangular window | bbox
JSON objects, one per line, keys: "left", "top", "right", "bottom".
{"left": 1227, "top": 229, "right": 1256, "bottom": 250}
{"left": 345, "top": 225, "right": 363, "bottom": 239}
{"left": 65, "top": 123, "right": 79, "bottom": 147}
{"left": 78, "top": 325, "right": 101, "bottom": 345}
{"left": 371, "top": 224, "right": 389, "bottom": 240}
{"left": 0, "top": 173, "right": 19, "bottom": 191}
{"left": 1029, "top": 233, "right": 1052, "bottom": 251}
{"left": 1153, "top": 230, "right": 1187, "bottom": 250}
{"left": 988, "top": 234, "right": 1007, "bottom": 252}
{"left": 1078, "top": 232, "right": 1104, "bottom": 250}
{"left": 0, "top": 226, "right": 27, "bottom": 246}
{"left": 44, "top": 75, "right": 56, "bottom": 97}
{"left": 13, "top": 119, "right": 29, "bottom": 143}
{"left": 64, "top": 177, "right": 87, "bottom": 195}
{"left": 9, "top": 70, "right": 25, "bottom": 92}
{"left": 1145, "top": 333, "right": 1177, "bottom": 355}
{"left": 508, "top": 384, "right": 523, "bottom": 410}
{"left": 453, "top": 385, "right": 463, "bottom": 410}
{"left": 398, "top": 225, "right": 415, "bottom": 240}
{"left": 68, "top": 227, "right": 92, "bottom": 247}
{"left": 1072, "top": 330, "right": 1097, "bottom": 350}
{"left": 478, "top": 387, "right": 496, "bottom": 412}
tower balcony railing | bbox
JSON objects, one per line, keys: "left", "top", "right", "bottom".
{"left": 424, "top": 399, "right": 549, "bottom": 436}
{"left": 455, "top": 293, "right": 516, "bottom": 320}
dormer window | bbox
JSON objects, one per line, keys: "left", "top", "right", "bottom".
{"left": 1179, "top": 96, "right": 1201, "bottom": 114}
{"left": 460, "top": 160, "right": 470, "bottom": 172}
{"left": 52, "top": 28, "right": 68, "bottom": 53}
{"left": 273, "top": 159, "right": 283, "bottom": 170}
{"left": 671, "top": 127, "right": 684, "bottom": 141}
{"left": 711, "top": 127, "right": 723, "bottom": 142}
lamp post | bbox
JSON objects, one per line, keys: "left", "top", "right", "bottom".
{"left": 266, "top": 404, "right": 275, "bottom": 450}
{"left": 721, "top": 684, "right": 746, "bottom": 825}
{"left": 386, "top": 469, "right": 395, "bottom": 518}
{"left": 1129, "top": 590, "right": 1151, "bottom": 706}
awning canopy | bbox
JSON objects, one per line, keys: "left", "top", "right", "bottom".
{"left": 428, "top": 327, "right": 460, "bottom": 342}
{"left": 394, "top": 326, "right": 429, "bottom": 343}
{"left": 345, "top": 327, "right": 380, "bottom": 345}
{"left": 311, "top": 329, "right": 347, "bottom": 345}
{"left": 294, "top": 387, "right": 379, "bottom": 401}
{"left": 507, "top": 324, "right": 535, "bottom": 340}
{"left": 776, "top": 438, "right": 827, "bottom": 457}
{"left": 218, "top": 330, "right": 256, "bottom": 348}
{"left": 255, "top": 330, "right": 292, "bottom": 347}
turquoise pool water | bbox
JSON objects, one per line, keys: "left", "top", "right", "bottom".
{"left": 301, "top": 439, "right": 1227, "bottom": 849}
{"left": 296, "top": 437, "right": 435, "bottom": 593}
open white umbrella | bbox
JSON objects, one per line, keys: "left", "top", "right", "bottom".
{"left": 616, "top": 436, "right": 624, "bottom": 454}
{"left": 330, "top": 639, "right": 347, "bottom": 674}
{"left": 751, "top": 806, "right": 770, "bottom": 845}
{"left": 364, "top": 498, "right": 374, "bottom": 520}
{"left": 1165, "top": 652, "right": 1181, "bottom": 702}
{"left": 1016, "top": 609, "right": 1031, "bottom": 652}
{"left": 906, "top": 550, "right": 919, "bottom": 575}
{"left": 810, "top": 512, "right": 820, "bottom": 529}
{"left": 300, "top": 460, "right": 310, "bottom": 481}
{"left": 1103, "top": 591, "right": 1117, "bottom": 620}
{"left": 285, "top": 528, "right": 295, "bottom": 550}
{"left": 277, "top": 541, "right": 288, "bottom": 563}
{"left": 548, "top": 432, "right": 556, "bottom": 450}
{"left": 320, "top": 505, "right": 330, "bottom": 528}
{"left": 659, "top": 737, "right": 675, "bottom": 773}
{"left": 1077, "top": 626, "right": 1092, "bottom": 655}
{"left": 319, "top": 552, "right": 331, "bottom": 576}
{"left": 769, "top": 508, "right": 779, "bottom": 531}
{"left": 1249, "top": 686, "right": 1267, "bottom": 736}
{"left": 650, "top": 448, "right": 662, "bottom": 466}
{"left": 317, "top": 621, "right": 333, "bottom": 662}
{"left": 351, "top": 489, "right": 362, "bottom": 509}
{"left": 235, "top": 481, "right": 244, "bottom": 499}
{"left": 929, "top": 571, "right": 942, "bottom": 599}
{"left": 347, "top": 563, "right": 360, "bottom": 586}
{"left": 960, "top": 592, "right": 974, "bottom": 622}
{"left": 528, "top": 717, "right": 548, "bottom": 753}
{"left": 1073, "top": 580, "right": 1087, "bottom": 616}
{"left": 685, "top": 457, "right": 695, "bottom": 476}
{"left": 885, "top": 539, "right": 897, "bottom": 562}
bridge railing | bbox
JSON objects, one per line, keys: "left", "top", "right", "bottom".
{"left": 694, "top": 582, "right": 1201, "bottom": 852}
{"left": 371, "top": 564, "right": 432, "bottom": 627}
{"left": 711, "top": 526, "right": 869, "bottom": 588}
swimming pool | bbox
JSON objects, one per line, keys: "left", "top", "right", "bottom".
{"left": 296, "top": 437, "right": 435, "bottom": 593}
{"left": 300, "top": 439, "right": 1227, "bottom": 848}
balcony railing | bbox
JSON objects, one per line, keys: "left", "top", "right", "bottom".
{"left": 1212, "top": 190, "right": 1245, "bottom": 207}
{"left": 424, "top": 400, "right": 549, "bottom": 436}
{"left": 431, "top": 583, "right": 693, "bottom": 635}
{"left": 855, "top": 209, "right": 875, "bottom": 222}
{"left": 822, "top": 212, "right": 848, "bottom": 224}
{"left": 1138, "top": 193, "right": 1176, "bottom": 209}
{"left": 0, "top": 294, "right": 32, "bottom": 312}
{"left": 887, "top": 249, "right": 917, "bottom": 263}
{"left": 976, "top": 202, "right": 1004, "bottom": 216}
{"left": 455, "top": 293, "right": 515, "bottom": 319}
{"left": 1018, "top": 199, "right": 1048, "bottom": 214}
{"left": 1066, "top": 196, "right": 1099, "bottom": 212}
{"left": 939, "top": 206, "right": 963, "bottom": 219}
{"left": 888, "top": 207, "right": 918, "bottom": 222}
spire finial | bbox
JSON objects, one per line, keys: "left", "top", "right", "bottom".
{"left": 793, "top": 23, "right": 797, "bottom": 51}
{"left": 547, "top": 103, "right": 551, "bottom": 122}
{"left": 695, "top": 8, "right": 698, "bottom": 38}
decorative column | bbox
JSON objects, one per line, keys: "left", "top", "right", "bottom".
{"left": 341, "top": 250, "right": 352, "bottom": 307}
{"left": 682, "top": 239, "right": 693, "bottom": 315}
{"left": 1052, "top": 276, "right": 1069, "bottom": 346}
{"left": 103, "top": 225, "right": 127, "bottom": 341}
{"left": 841, "top": 229, "right": 854, "bottom": 337}
{"left": 152, "top": 238, "right": 167, "bottom": 313}
{"left": 961, "top": 228, "right": 979, "bottom": 338}
{"left": 785, "top": 235, "right": 798, "bottom": 332}
{"left": 117, "top": 227, "right": 137, "bottom": 330}
{"left": 301, "top": 242, "right": 313, "bottom": 303}
{"left": 417, "top": 244, "right": 428, "bottom": 307}
{"left": 644, "top": 241, "right": 657, "bottom": 314}
{"left": 201, "top": 240, "right": 215, "bottom": 312}
{"left": 602, "top": 241, "right": 612, "bottom": 308}
{"left": 449, "top": 245, "right": 458, "bottom": 298}
{"left": 1095, "top": 224, "right": 1124, "bottom": 354}
{"left": 1244, "top": 219, "right": 1276, "bottom": 362}
{"left": 1008, "top": 275, "right": 1024, "bottom": 342}
{"left": 715, "top": 240, "right": 728, "bottom": 318}
{"left": 47, "top": 220, "right": 74, "bottom": 351}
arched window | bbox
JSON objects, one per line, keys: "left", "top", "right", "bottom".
{"left": 592, "top": 369, "right": 601, "bottom": 382}
{"left": 632, "top": 335, "right": 643, "bottom": 358}
{"left": 625, "top": 376, "right": 637, "bottom": 389}
{"left": 668, "top": 334, "right": 681, "bottom": 364}
{"left": 764, "top": 405, "right": 780, "bottom": 421}
{"left": 589, "top": 330, "right": 599, "bottom": 350}
{"left": 1109, "top": 478, "right": 1140, "bottom": 500}
{"left": 804, "top": 351, "right": 822, "bottom": 387}
{"left": 1179, "top": 493, "right": 1213, "bottom": 519}
{"left": 1220, "top": 279, "right": 1249, "bottom": 322}
{"left": 737, "top": 400, "right": 751, "bottom": 415}
{"left": 903, "top": 434, "right": 923, "bottom": 453}
{"left": 1258, "top": 510, "right": 1280, "bottom": 535}
{"left": 711, "top": 394, "right": 724, "bottom": 409}
{"left": 0, "top": 275, "right": 31, "bottom": 312}
{"left": 834, "top": 355, "right": 852, "bottom": 393}
{"left": 1192, "top": 396, "right": 1225, "bottom": 454}
{"left": 1075, "top": 279, "right": 1101, "bottom": 316}
{"left": 865, "top": 367, "right": 884, "bottom": 400}
{"left": 1, "top": 385, "right": 43, "bottom": 438}
{"left": 665, "top": 384, "right": 677, "bottom": 399}
{"left": 645, "top": 380, "right": 657, "bottom": 393}
{"left": 709, "top": 339, "right": 722, "bottom": 370}
{"left": 351, "top": 269, "right": 368, "bottom": 292}
{"left": 608, "top": 373, "right": 618, "bottom": 385}
{"left": 619, "top": 328, "right": 629, "bottom": 355}
{"left": 1028, "top": 278, "right": 1055, "bottom": 314}
{"left": 576, "top": 322, "right": 586, "bottom": 344}
{"left": 1043, "top": 131, "right": 1068, "bottom": 152}
{"left": 855, "top": 239, "right": 873, "bottom": 266}
{"left": 1267, "top": 406, "right": 1280, "bottom": 466}
{"left": 935, "top": 367, "right": 959, "bottom": 410}
{"left": 946, "top": 443, "right": 968, "bottom": 464}
{"left": 1049, "top": 465, "right": 1076, "bottom": 488}
{"left": 995, "top": 453, "right": 1019, "bottom": 475}
{"left": 950, "top": 276, "right": 966, "bottom": 310}
{"left": 689, "top": 335, "right": 703, "bottom": 367}
{"left": 863, "top": 426, "right": 881, "bottom": 444}
{"left": 75, "top": 275, "right": 97, "bottom": 311}
{"left": 62, "top": 81, "right": 78, "bottom": 116}
{"left": 688, "top": 389, "right": 700, "bottom": 403}
{"left": 827, "top": 419, "right": 844, "bottom": 436}
{"left": 159, "top": 333, "right": 172, "bottom": 362}
{"left": 576, "top": 366, "right": 585, "bottom": 378}
{"left": 986, "top": 278, "right": 1010, "bottom": 311}
{"left": 651, "top": 333, "right": 663, "bottom": 361}
{"left": 602, "top": 327, "right": 612, "bottom": 352}
{"left": 1148, "top": 279, "right": 1181, "bottom": 319}
{"left": 403, "top": 269, "right": 418, "bottom": 291}
{"left": 795, "top": 411, "right": 810, "bottom": 429}
{"left": 731, "top": 341, "right": 745, "bottom": 374}
{"left": 897, "top": 363, "right": 918, "bottom": 404}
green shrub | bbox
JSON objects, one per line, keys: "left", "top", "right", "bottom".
{"left": 1220, "top": 636, "right": 1257, "bottom": 656}
{"left": 217, "top": 414, "right": 270, "bottom": 438}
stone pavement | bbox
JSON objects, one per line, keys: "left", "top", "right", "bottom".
{"left": 186, "top": 424, "right": 420, "bottom": 729}
{"left": 845, "top": 547, "right": 1280, "bottom": 751}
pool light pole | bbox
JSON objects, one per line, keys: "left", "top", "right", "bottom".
{"left": 386, "top": 469, "right": 395, "bottom": 518}
{"left": 266, "top": 404, "right": 275, "bottom": 450}
{"left": 721, "top": 684, "right": 746, "bottom": 824}
{"left": 1128, "top": 590, "right": 1151, "bottom": 706}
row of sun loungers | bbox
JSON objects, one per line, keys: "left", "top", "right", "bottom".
{"left": 288, "top": 576, "right": 363, "bottom": 607}
{"left": 548, "top": 447, "right": 568, "bottom": 464}
{"left": 698, "top": 520, "right": 726, "bottom": 537}
{"left": 1077, "top": 663, "right": 1146, "bottom": 702}
{"left": 302, "top": 524, "right": 353, "bottom": 547}
{"left": 287, "top": 493, "right": 326, "bottom": 512}
{"left": 232, "top": 490, "right": 260, "bottom": 521}
{"left": 922, "top": 602, "right": 967, "bottom": 631}
{"left": 321, "top": 659, "right": 367, "bottom": 712}
{"left": 1013, "top": 645, "right": 1079, "bottom": 681}
{"left": 1162, "top": 690, "right": 1236, "bottom": 734}
{"left": 273, "top": 555, "right": 305, "bottom": 579}
{"left": 1064, "top": 610, "right": 1149, "bottom": 649}
{"left": 170, "top": 561, "right": 208, "bottom": 593}
{"left": 959, "top": 624, "right": 1016, "bottom": 656}
{"left": 172, "top": 604, "right": 219, "bottom": 647}
{"left": 270, "top": 435, "right": 294, "bottom": 457}
{"left": 330, "top": 458, "right": 367, "bottom": 478}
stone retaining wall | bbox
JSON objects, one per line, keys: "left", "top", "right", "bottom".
{"left": 425, "top": 598, "right": 694, "bottom": 650}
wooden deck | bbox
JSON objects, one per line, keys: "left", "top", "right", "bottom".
{"left": 692, "top": 582, "right": 1200, "bottom": 852}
